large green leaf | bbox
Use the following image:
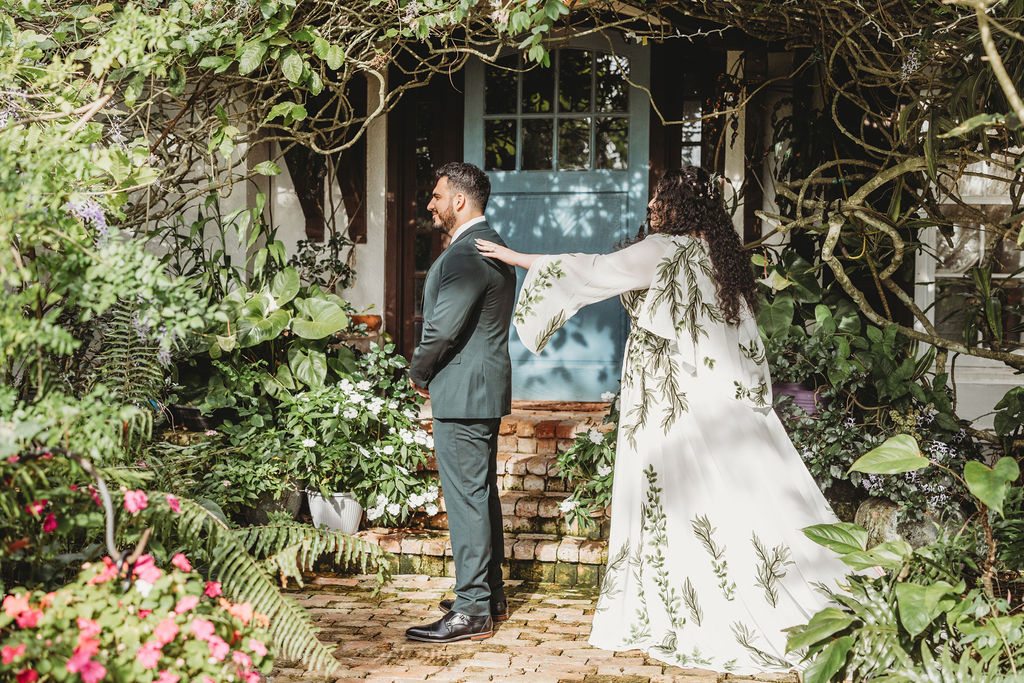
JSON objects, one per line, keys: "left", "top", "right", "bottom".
{"left": 271, "top": 267, "right": 300, "bottom": 305}
{"left": 289, "top": 347, "right": 327, "bottom": 388}
{"left": 849, "top": 435, "right": 928, "bottom": 474}
{"left": 785, "top": 607, "right": 856, "bottom": 652}
{"left": 756, "top": 292, "right": 794, "bottom": 338}
{"left": 291, "top": 297, "right": 348, "bottom": 339}
{"left": 840, "top": 540, "right": 912, "bottom": 571}
{"left": 237, "top": 307, "right": 290, "bottom": 347}
{"left": 964, "top": 458, "right": 1020, "bottom": 515}
{"left": 802, "top": 636, "right": 853, "bottom": 683}
{"left": 237, "top": 40, "right": 267, "bottom": 75}
{"left": 895, "top": 581, "right": 956, "bottom": 638}
{"left": 281, "top": 49, "right": 303, "bottom": 82}
{"left": 802, "top": 522, "right": 868, "bottom": 555}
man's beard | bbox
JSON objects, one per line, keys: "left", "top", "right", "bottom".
{"left": 433, "top": 206, "right": 456, "bottom": 235}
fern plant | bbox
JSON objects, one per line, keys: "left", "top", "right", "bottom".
{"left": 85, "top": 300, "right": 166, "bottom": 408}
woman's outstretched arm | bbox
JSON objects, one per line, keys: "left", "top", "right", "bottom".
{"left": 475, "top": 239, "right": 540, "bottom": 269}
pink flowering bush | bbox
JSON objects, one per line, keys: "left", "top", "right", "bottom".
{"left": 0, "top": 555, "right": 272, "bottom": 682}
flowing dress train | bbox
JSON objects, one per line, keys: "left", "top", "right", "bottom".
{"left": 513, "top": 233, "right": 849, "bottom": 674}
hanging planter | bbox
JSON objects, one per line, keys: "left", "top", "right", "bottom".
{"left": 307, "top": 491, "right": 363, "bottom": 534}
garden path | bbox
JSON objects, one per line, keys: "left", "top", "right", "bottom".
{"left": 269, "top": 574, "right": 799, "bottom": 683}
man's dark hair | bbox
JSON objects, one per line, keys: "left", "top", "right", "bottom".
{"left": 434, "top": 162, "right": 491, "bottom": 211}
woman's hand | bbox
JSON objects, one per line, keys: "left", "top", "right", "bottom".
{"left": 476, "top": 239, "right": 538, "bottom": 269}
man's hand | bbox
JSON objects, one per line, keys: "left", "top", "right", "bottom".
{"left": 410, "top": 378, "right": 429, "bottom": 399}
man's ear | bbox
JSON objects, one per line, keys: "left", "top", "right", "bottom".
{"left": 453, "top": 192, "right": 467, "bottom": 212}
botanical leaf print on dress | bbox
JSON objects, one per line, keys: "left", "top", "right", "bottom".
{"left": 513, "top": 234, "right": 851, "bottom": 674}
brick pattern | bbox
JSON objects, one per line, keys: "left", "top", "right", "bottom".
{"left": 270, "top": 574, "right": 798, "bottom": 682}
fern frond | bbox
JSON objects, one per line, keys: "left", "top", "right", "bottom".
{"left": 154, "top": 496, "right": 346, "bottom": 673}
{"left": 235, "top": 523, "right": 392, "bottom": 588}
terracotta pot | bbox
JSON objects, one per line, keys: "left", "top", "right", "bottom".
{"left": 349, "top": 314, "right": 382, "bottom": 332}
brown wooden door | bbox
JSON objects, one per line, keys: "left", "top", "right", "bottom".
{"left": 386, "top": 73, "right": 464, "bottom": 360}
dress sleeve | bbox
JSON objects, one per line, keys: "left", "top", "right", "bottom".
{"left": 513, "top": 238, "right": 665, "bottom": 354}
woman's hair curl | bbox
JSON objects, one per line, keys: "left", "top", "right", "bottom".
{"left": 640, "top": 166, "right": 758, "bottom": 324}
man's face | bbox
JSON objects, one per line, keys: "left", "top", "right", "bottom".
{"left": 427, "top": 176, "right": 457, "bottom": 235}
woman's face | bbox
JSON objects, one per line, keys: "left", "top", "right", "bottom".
{"left": 647, "top": 193, "right": 664, "bottom": 231}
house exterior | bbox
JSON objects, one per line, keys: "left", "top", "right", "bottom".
{"left": 240, "top": 27, "right": 1017, "bottom": 428}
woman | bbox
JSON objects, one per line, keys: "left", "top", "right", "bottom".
{"left": 476, "top": 166, "right": 849, "bottom": 674}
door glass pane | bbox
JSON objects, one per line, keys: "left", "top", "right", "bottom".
{"left": 415, "top": 189, "right": 433, "bottom": 230}
{"left": 414, "top": 232, "right": 433, "bottom": 271}
{"left": 485, "top": 56, "right": 518, "bottom": 115}
{"left": 558, "top": 118, "right": 590, "bottom": 170}
{"left": 522, "top": 64, "right": 554, "bottom": 113}
{"left": 414, "top": 278, "right": 425, "bottom": 317}
{"left": 484, "top": 119, "right": 517, "bottom": 171}
{"left": 595, "top": 54, "right": 629, "bottom": 112}
{"left": 559, "top": 49, "right": 591, "bottom": 113}
{"left": 595, "top": 117, "right": 628, "bottom": 169}
{"left": 522, "top": 119, "right": 553, "bottom": 170}
{"left": 935, "top": 225, "right": 980, "bottom": 275}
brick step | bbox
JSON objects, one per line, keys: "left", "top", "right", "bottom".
{"left": 410, "top": 490, "right": 608, "bottom": 540}
{"left": 354, "top": 528, "right": 609, "bottom": 587}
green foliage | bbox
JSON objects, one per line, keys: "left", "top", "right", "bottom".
{"left": 552, "top": 391, "right": 618, "bottom": 532}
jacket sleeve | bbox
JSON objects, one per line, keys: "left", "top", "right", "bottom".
{"left": 514, "top": 238, "right": 665, "bottom": 354}
{"left": 409, "top": 257, "right": 487, "bottom": 387}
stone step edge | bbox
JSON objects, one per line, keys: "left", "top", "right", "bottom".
{"left": 356, "top": 528, "right": 609, "bottom": 565}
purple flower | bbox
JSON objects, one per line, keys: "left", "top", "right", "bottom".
{"left": 67, "top": 199, "right": 109, "bottom": 245}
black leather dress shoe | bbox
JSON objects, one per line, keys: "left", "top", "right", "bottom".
{"left": 439, "top": 598, "right": 508, "bottom": 622}
{"left": 405, "top": 610, "right": 493, "bottom": 643}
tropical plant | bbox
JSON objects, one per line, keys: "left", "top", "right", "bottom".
{"left": 551, "top": 391, "right": 618, "bottom": 533}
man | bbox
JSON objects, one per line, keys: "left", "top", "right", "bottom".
{"left": 405, "top": 162, "right": 516, "bottom": 643}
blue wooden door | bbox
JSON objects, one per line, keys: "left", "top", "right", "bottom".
{"left": 464, "top": 38, "right": 650, "bottom": 401}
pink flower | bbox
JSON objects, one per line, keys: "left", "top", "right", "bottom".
{"left": 124, "top": 489, "right": 148, "bottom": 513}
{"left": 232, "top": 650, "right": 252, "bottom": 668}
{"left": 24, "top": 500, "right": 46, "bottom": 516}
{"left": 243, "top": 673, "right": 260, "bottom": 683}
{"left": 248, "top": 638, "right": 267, "bottom": 657}
{"left": 70, "top": 484, "right": 78, "bottom": 491}
{"left": 225, "top": 600, "right": 253, "bottom": 624}
{"left": 189, "top": 617, "right": 215, "bottom": 641}
{"left": 207, "top": 635, "right": 229, "bottom": 661}
{"left": 79, "top": 661, "right": 105, "bottom": 683}
{"left": 136, "top": 642, "right": 161, "bottom": 669}
{"left": 156, "top": 672, "right": 180, "bottom": 683}
{"left": 87, "top": 557, "right": 119, "bottom": 585}
{"left": 2, "top": 644, "right": 26, "bottom": 664}
{"left": 139, "top": 609, "right": 152, "bottom": 619}
{"left": 42, "top": 513, "right": 56, "bottom": 533}
{"left": 77, "top": 617, "right": 101, "bottom": 640}
{"left": 165, "top": 494, "right": 181, "bottom": 513}
{"left": 3, "top": 593, "right": 30, "bottom": 618}
{"left": 202, "top": 677, "right": 216, "bottom": 683}
{"left": 15, "top": 609, "right": 42, "bottom": 629}
{"left": 6, "top": 455, "right": 18, "bottom": 463}
{"left": 66, "top": 648, "right": 90, "bottom": 674}
{"left": 88, "top": 485, "right": 102, "bottom": 506}
{"left": 74, "top": 636, "right": 99, "bottom": 660}
{"left": 170, "top": 553, "right": 191, "bottom": 572}
{"left": 132, "top": 555, "right": 162, "bottom": 584}
{"left": 174, "top": 595, "right": 199, "bottom": 614}
{"left": 204, "top": 581, "right": 221, "bottom": 597}
{"left": 15, "top": 669, "right": 38, "bottom": 683}
{"left": 153, "top": 617, "right": 179, "bottom": 645}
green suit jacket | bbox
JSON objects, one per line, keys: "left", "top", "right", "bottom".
{"left": 409, "top": 220, "right": 516, "bottom": 419}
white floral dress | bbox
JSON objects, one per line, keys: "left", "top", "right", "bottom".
{"left": 514, "top": 233, "right": 849, "bottom": 674}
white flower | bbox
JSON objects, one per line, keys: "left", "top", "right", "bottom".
{"left": 396, "top": 465, "right": 410, "bottom": 475}
{"left": 368, "top": 399, "right": 384, "bottom": 416}
{"left": 222, "top": 480, "right": 231, "bottom": 487}
{"left": 349, "top": 393, "right": 365, "bottom": 405}
{"left": 366, "top": 506, "right": 383, "bottom": 521}
{"left": 405, "top": 409, "right": 418, "bottom": 419}
{"left": 134, "top": 579, "right": 154, "bottom": 597}
{"left": 386, "top": 503, "right": 400, "bottom": 516}
{"left": 600, "top": 391, "right": 616, "bottom": 401}
{"left": 414, "top": 430, "right": 428, "bottom": 445}
{"left": 339, "top": 379, "right": 354, "bottom": 393}
{"left": 343, "top": 407, "right": 358, "bottom": 419}
{"left": 408, "top": 493, "right": 424, "bottom": 508}
{"left": 423, "top": 487, "right": 438, "bottom": 502}
{"left": 389, "top": 401, "right": 399, "bottom": 410}
{"left": 264, "top": 293, "right": 279, "bottom": 315}
{"left": 302, "top": 438, "right": 316, "bottom": 448}
{"left": 356, "top": 380, "right": 372, "bottom": 391}
{"left": 332, "top": 403, "right": 340, "bottom": 415}
{"left": 399, "top": 429, "right": 415, "bottom": 444}
{"left": 588, "top": 429, "right": 604, "bottom": 445}
{"left": 382, "top": 445, "right": 395, "bottom": 456}
{"left": 559, "top": 499, "right": 578, "bottom": 513}
{"left": 425, "top": 503, "right": 439, "bottom": 516}
{"left": 426, "top": 435, "right": 434, "bottom": 449}
{"left": 597, "top": 464, "right": 613, "bottom": 477}
{"left": 376, "top": 494, "right": 389, "bottom": 507}
{"left": 358, "top": 446, "right": 371, "bottom": 457}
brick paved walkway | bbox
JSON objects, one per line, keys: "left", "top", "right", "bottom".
{"left": 270, "top": 575, "right": 800, "bottom": 683}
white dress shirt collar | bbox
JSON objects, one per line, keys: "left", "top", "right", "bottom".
{"left": 449, "top": 215, "right": 487, "bottom": 245}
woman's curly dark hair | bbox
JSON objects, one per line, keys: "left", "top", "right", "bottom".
{"left": 641, "top": 166, "right": 758, "bottom": 324}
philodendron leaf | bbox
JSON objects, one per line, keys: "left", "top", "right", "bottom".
{"left": 895, "top": 581, "right": 956, "bottom": 638}
{"left": 840, "top": 540, "right": 913, "bottom": 571}
{"left": 237, "top": 308, "right": 289, "bottom": 347}
{"left": 291, "top": 297, "right": 349, "bottom": 339}
{"left": 849, "top": 434, "right": 928, "bottom": 474}
{"left": 289, "top": 347, "right": 327, "bottom": 388}
{"left": 801, "top": 635, "right": 854, "bottom": 683}
{"left": 785, "top": 607, "right": 856, "bottom": 652}
{"left": 964, "top": 457, "right": 1020, "bottom": 516}
{"left": 271, "top": 267, "right": 300, "bottom": 305}
{"left": 802, "top": 522, "right": 868, "bottom": 555}
{"left": 216, "top": 334, "right": 236, "bottom": 352}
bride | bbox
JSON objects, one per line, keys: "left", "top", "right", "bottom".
{"left": 476, "top": 166, "right": 850, "bottom": 674}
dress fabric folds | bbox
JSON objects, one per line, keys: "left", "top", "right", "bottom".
{"left": 514, "top": 234, "right": 849, "bottom": 674}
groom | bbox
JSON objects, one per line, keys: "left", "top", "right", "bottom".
{"left": 405, "top": 162, "right": 516, "bottom": 643}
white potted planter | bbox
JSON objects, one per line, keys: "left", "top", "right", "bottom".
{"left": 307, "top": 491, "right": 363, "bottom": 534}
